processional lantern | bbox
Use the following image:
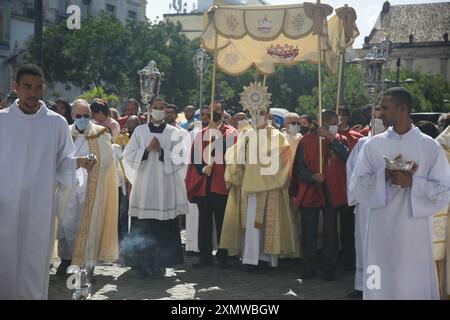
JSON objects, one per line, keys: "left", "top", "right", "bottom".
{"left": 355, "top": 37, "right": 393, "bottom": 136}
{"left": 137, "top": 60, "right": 163, "bottom": 107}
{"left": 193, "top": 48, "right": 210, "bottom": 108}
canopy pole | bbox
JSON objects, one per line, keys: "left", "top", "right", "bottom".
{"left": 318, "top": 34, "right": 323, "bottom": 174}
{"left": 208, "top": 31, "right": 219, "bottom": 166}
{"left": 335, "top": 53, "right": 344, "bottom": 114}
{"left": 262, "top": 74, "right": 267, "bottom": 87}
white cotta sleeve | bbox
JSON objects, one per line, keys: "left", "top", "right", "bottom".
{"left": 348, "top": 142, "right": 387, "bottom": 209}
{"left": 56, "top": 122, "right": 77, "bottom": 188}
{"left": 346, "top": 140, "right": 365, "bottom": 206}
{"left": 411, "top": 143, "right": 450, "bottom": 218}
{"left": 122, "top": 128, "right": 147, "bottom": 186}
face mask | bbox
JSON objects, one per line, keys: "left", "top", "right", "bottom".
{"left": 237, "top": 119, "right": 249, "bottom": 129}
{"left": 151, "top": 109, "right": 165, "bottom": 122}
{"left": 287, "top": 124, "right": 300, "bottom": 135}
{"left": 75, "top": 118, "right": 90, "bottom": 132}
{"left": 300, "top": 126, "right": 310, "bottom": 135}
{"left": 328, "top": 125, "right": 338, "bottom": 135}
{"left": 373, "top": 118, "right": 385, "bottom": 135}
{"left": 213, "top": 111, "right": 222, "bottom": 123}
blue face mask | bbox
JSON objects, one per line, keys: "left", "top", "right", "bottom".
{"left": 75, "top": 118, "right": 90, "bottom": 132}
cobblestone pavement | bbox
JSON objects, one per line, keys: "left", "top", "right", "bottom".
{"left": 48, "top": 232, "right": 356, "bottom": 300}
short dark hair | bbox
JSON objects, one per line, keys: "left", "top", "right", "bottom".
{"left": 417, "top": 120, "right": 440, "bottom": 139}
{"left": 166, "top": 104, "right": 178, "bottom": 113}
{"left": 322, "top": 110, "right": 338, "bottom": 124}
{"left": 383, "top": 87, "right": 412, "bottom": 112}
{"left": 200, "top": 104, "right": 211, "bottom": 112}
{"left": 338, "top": 106, "right": 350, "bottom": 117}
{"left": 150, "top": 96, "right": 166, "bottom": 107}
{"left": 16, "top": 64, "right": 44, "bottom": 83}
{"left": 127, "top": 98, "right": 140, "bottom": 112}
{"left": 90, "top": 98, "right": 110, "bottom": 117}
{"left": 300, "top": 114, "right": 313, "bottom": 124}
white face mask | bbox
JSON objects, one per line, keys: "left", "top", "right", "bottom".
{"left": 151, "top": 109, "right": 165, "bottom": 122}
{"left": 373, "top": 118, "right": 385, "bottom": 135}
{"left": 287, "top": 123, "right": 300, "bottom": 135}
{"left": 328, "top": 125, "right": 338, "bottom": 135}
{"left": 237, "top": 119, "right": 249, "bottom": 129}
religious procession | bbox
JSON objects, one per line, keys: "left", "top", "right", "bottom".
{"left": 0, "top": 0, "right": 450, "bottom": 303}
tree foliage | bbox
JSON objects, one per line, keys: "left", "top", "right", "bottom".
{"left": 31, "top": 15, "right": 449, "bottom": 119}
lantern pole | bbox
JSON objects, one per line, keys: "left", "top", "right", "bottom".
{"left": 207, "top": 29, "right": 219, "bottom": 166}
{"left": 318, "top": 33, "right": 323, "bottom": 174}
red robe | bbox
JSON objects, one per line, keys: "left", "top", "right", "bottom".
{"left": 185, "top": 124, "right": 237, "bottom": 203}
{"left": 359, "top": 126, "right": 370, "bottom": 137}
{"left": 290, "top": 132, "right": 348, "bottom": 208}
{"left": 339, "top": 128, "right": 363, "bottom": 151}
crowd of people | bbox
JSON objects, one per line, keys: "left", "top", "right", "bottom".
{"left": 1, "top": 64, "right": 450, "bottom": 300}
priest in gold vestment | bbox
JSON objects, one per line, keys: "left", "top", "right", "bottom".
{"left": 56, "top": 100, "right": 119, "bottom": 277}
{"left": 220, "top": 107, "right": 299, "bottom": 269}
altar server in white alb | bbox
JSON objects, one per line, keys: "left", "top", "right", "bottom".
{"left": 349, "top": 87, "right": 450, "bottom": 300}
{"left": 122, "top": 96, "right": 187, "bottom": 278}
{"left": 0, "top": 64, "right": 95, "bottom": 300}
{"left": 346, "top": 116, "right": 386, "bottom": 298}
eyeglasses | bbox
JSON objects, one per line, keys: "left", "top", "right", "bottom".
{"left": 75, "top": 114, "right": 90, "bottom": 119}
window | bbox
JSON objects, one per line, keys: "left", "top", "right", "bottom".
{"left": 106, "top": 4, "right": 116, "bottom": 13}
{"left": 128, "top": 11, "right": 137, "bottom": 21}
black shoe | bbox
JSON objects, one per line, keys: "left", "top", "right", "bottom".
{"left": 193, "top": 261, "right": 213, "bottom": 269}
{"left": 217, "top": 259, "right": 228, "bottom": 269}
{"left": 301, "top": 269, "right": 316, "bottom": 279}
{"left": 243, "top": 265, "right": 259, "bottom": 272}
{"left": 185, "top": 251, "right": 201, "bottom": 257}
{"left": 347, "top": 290, "right": 363, "bottom": 299}
{"left": 56, "top": 259, "right": 71, "bottom": 276}
{"left": 150, "top": 267, "right": 165, "bottom": 279}
{"left": 322, "top": 273, "right": 336, "bottom": 281}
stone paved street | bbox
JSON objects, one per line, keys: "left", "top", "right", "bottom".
{"left": 49, "top": 230, "right": 356, "bottom": 300}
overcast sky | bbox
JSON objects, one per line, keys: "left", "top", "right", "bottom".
{"left": 146, "top": 0, "right": 445, "bottom": 48}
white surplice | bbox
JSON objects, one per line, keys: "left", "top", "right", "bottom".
{"left": 57, "top": 131, "right": 89, "bottom": 261}
{"left": 347, "top": 136, "right": 370, "bottom": 292}
{"left": 0, "top": 101, "right": 76, "bottom": 300}
{"left": 122, "top": 122, "right": 187, "bottom": 220}
{"left": 349, "top": 127, "right": 450, "bottom": 300}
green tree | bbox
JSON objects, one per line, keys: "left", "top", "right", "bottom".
{"left": 385, "top": 68, "right": 450, "bottom": 113}
{"left": 77, "top": 86, "right": 119, "bottom": 104}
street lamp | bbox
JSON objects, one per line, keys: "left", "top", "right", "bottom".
{"left": 383, "top": 57, "right": 415, "bottom": 86}
{"left": 137, "top": 60, "right": 163, "bottom": 108}
{"left": 353, "top": 37, "right": 393, "bottom": 136}
{"left": 193, "top": 48, "right": 210, "bottom": 109}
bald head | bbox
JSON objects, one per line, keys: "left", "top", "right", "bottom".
{"left": 127, "top": 115, "right": 141, "bottom": 132}
{"left": 184, "top": 105, "right": 196, "bottom": 121}
{"left": 71, "top": 99, "right": 91, "bottom": 120}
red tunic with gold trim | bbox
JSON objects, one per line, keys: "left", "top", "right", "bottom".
{"left": 289, "top": 131, "right": 349, "bottom": 208}
{"left": 185, "top": 123, "right": 237, "bottom": 203}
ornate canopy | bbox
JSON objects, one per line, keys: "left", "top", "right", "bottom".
{"left": 201, "top": 2, "right": 359, "bottom": 76}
